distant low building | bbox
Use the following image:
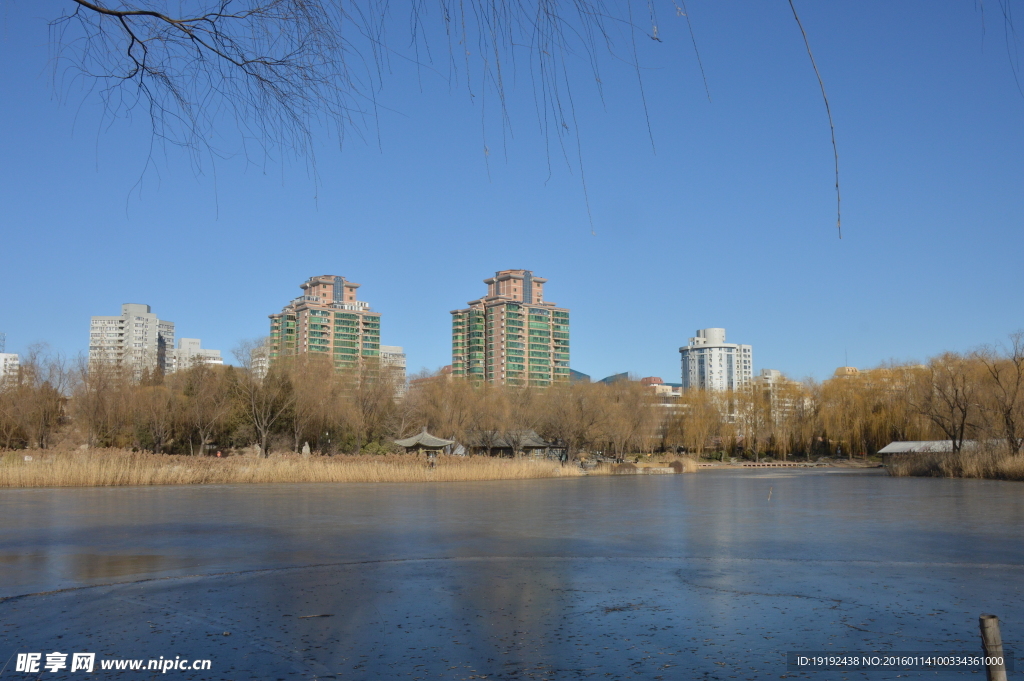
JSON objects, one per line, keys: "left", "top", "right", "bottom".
{"left": 250, "top": 344, "right": 270, "bottom": 380}
{"left": 171, "top": 338, "right": 223, "bottom": 372}
{"left": 878, "top": 440, "right": 973, "bottom": 465}
{"left": 598, "top": 372, "right": 629, "bottom": 384}
{"left": 0, "top": 353, "right": 19, "bottom": 384}
{"left": 878, "top": 441, "right": 960, "bottom": 455}
{"left": 409, "top": 365, "right": 453, "bottom": 391}
{"left": 753, "top": 369, "right": 807, "bottom": 423}
{"left": 568, "top": 369, "right": 591, "bottom": 384}
{"left": 639, "top": 377, "right": 681, "bottom": 397}
{"left": 379, "top": 345, "right": 407, "bottom": 398}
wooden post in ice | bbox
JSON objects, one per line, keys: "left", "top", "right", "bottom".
{"left": 978, "top": 614, "right": 1007, "bottom": 681}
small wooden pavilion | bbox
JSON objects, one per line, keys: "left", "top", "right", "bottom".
{"left": 395, "top": 428, "right": 455, "bottom": 458}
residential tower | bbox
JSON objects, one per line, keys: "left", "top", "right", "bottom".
{"left": 679, "top": 328, "right": 753, "bottom": 391}
{"left": 268, "top": 275, "right": 381, "bottom": 370}
{"left": 451, "top": 270, "right": 569, "bottom": 386}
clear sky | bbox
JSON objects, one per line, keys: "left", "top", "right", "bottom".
{"left": 1, "top": 1, "right": 1022, "bottom": 382}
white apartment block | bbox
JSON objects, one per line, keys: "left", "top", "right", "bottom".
{"left": 171, "top": 338, "right": 223, "bottom": 373}
{"left": 679, "top": 328, "right": 753, "bottom": 391}
{"left": 0, "top": 353, "right": 19, "bottom": 384}
{"left": 89, "top": 303, "right": 175, "bottom": 380}
{"left": 379, "top": 345, "right": 407, "bottom": 398}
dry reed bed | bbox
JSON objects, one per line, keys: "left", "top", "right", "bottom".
{"left": 0, "top": 450, "right": 586, "bottom": 488}
{"left": 887, "top": 450, "right": 1024, "bottom": 481}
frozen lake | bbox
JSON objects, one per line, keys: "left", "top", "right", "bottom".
{"left": 0, "top": 468, "right": 1021, "bottom": 679}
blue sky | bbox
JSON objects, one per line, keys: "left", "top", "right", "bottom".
{"left": 1, "top": 1, "right": 1022, "bottom": 382}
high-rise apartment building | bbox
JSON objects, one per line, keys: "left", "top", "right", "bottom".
{"left": 89, "top": 304, "right": 175, "bottom": 380}
{"left": 451, "top": 269, "right": 569, "bottom": 386}
{"left": 268, "top": 275, "right": 381, "bottom": 370}
{"left": 679, "top": 328, "right": 753, "bottom": 391}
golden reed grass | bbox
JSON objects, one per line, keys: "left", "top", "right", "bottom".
{"left": 887, "top": 449, "right": 1024, "bottom": 481}
{"left": 0, "top": 449, "right": 587, "bottom": 488}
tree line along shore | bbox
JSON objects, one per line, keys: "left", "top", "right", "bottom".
{"left": 1, "top": 334, "right": 1022, "bottom": 484}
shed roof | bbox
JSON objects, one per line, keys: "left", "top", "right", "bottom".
{"left": 878, "top": 440, "right": 957, "bottom": 454}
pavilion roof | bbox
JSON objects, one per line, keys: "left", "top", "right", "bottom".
{"left": 395, "top": 430, "right": 455, "bottom": 449}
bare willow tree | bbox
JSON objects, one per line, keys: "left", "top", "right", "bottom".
{"left": 49, "top": 0, "right": 648, "bottom": 170}
{"left": 674, "top": 388, "right": 721, "bottom": 458}
{"left": 538, "top": 381, "right": 605, "bottom": 462}
{"left": 53, "top": 1, "right": 360, "bottom": 167}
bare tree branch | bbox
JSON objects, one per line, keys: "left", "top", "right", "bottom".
{"left": 787, "top": 0, "right": 841, "bottom": 239}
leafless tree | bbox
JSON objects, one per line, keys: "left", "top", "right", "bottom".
{"left": 975, "top": 332, "right": 1024, "bottom": 457}
{"left": 172, "top": 362, "right": 235, "bottom": 455}
{"left": 406, "top": 369, "right": 475, "bottom": 442}
{"left": 132, "top": 384, "right": 180, "bottom": 452}
{"left": 501, "top": 386, "right": 540, "bottom": 458}
{"left": 538, "top": 382, "right": 605, "bottom": 462}
{"left": 0, "top": 372, "right": 22, "bottom": 449}
{"left": 472, "top": 384, "right": 507, "bottom": 456}
{"left": 72, "top": 357, "right": 124, "bottom": 447}
{"left": 9, "top": 345, "right": 73, "bottom": 449}
{"left": 911, "top": 352, "right": 981, "bottom": 453}
{"left": 233, "top": 338, "right": 294, "bottom": 456}
{"left": 602, "top": 380, "right": 656, "bottom": 460}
